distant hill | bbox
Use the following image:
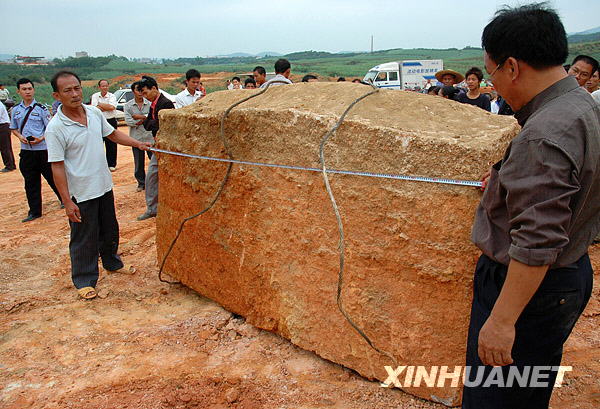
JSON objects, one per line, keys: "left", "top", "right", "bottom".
{"left": 256, "top": 51, "right": 282, "bottom": 57}
{"left": 570, "top": 26, "right": 600, "bottom": 36}
{"left": 215, "top": 51, "right": 283, "bottom": 58}
{"left": 0, "top": 54, "right": 14, "bottom": 62}
{"left": 568, "top": 32, "right": 600, "bottom": 44}
{"left": 216, "top": 52, "right": 255, "bottom": 58}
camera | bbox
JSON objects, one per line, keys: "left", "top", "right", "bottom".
{"left": 26, "top": 136, "right": 35, "bottom": 141}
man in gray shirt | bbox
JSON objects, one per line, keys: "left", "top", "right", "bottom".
{"left": 123, "top": 81, "right": 154, "bottom": 191}
{"left": 260, "top": 59, "right": 292, "bottom": 88}
{"left": 464, "top": 4, "right": 600, "bottom": 408}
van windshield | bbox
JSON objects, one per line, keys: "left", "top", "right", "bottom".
{"left": 364, "top": 71, "right": 378, "bottom": 83}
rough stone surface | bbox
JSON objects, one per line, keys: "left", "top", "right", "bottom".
{"left": 156, "top": 82, "right": 520, "bottom": 406}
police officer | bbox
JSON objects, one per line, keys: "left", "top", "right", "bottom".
{"left": 10, "top": 78, "right": 62, "bottom": 222}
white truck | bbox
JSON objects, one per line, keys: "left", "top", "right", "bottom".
{"left": 363, "top": 60, "right": 443, "bottom": 90}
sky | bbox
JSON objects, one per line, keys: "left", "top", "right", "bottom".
{"left": 2, "top": 0, "right": 599, "bottom": 59}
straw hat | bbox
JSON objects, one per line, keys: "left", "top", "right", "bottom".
{"left": 435, "top": 69, "right": 465, "bottom": 84}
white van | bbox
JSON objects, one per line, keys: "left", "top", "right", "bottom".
{"left": 363, "top": 60, "right": 443, "bottom": 90}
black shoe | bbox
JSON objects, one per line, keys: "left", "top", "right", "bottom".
{"left": 137, "top": 212, "right": 156, "bottom": 221}
{"left": 0, "top": 167, "right": 15, "bottom": 173}
{"left": 22, "top": 214, "right": 41, "bottom": 223}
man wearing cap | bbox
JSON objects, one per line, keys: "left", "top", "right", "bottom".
{"left": 434, "top": 69, "right": 464, "bottom": 87}
{"left": 10, "top": 77, "right": 62, "bottom": 222}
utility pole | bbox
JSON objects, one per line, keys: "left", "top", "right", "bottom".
{"left": 370, "top": 35, "right": 374, "bottom": 53}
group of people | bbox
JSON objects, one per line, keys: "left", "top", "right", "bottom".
{"left": 226, "top": 59, "right": 364, "bottom": 89}
{"left": 423, "top": 53, "right": 600, "bottom": 118}
{"left": 0, "top": 5, "right": 599, "bottom": 408}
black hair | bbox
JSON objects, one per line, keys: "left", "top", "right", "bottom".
{"left": 98, "top": 79, "right": 109, "bottom": 87}
{"left": 465, "top": 67, "right": 484, "bottom": 82}
{"left": 138, "top": 75, "right": 158, "bottom": 90}
{"left": 563, "top": 64, "right": 571, "bottom": 73}
{"left": 441, "top": 85, "right": 460, "bottom": 100}
{"left": 482, "top": 3, "right": 568, "bottom": 69}
{"left": 274, "top": 59, "right": 291, "bottom": 74}
{"left": 16, "top": 78, "right": 34, "bottom": 89}
{"left": 337, "top": 77, "right": 346, "bottom": 82}
{"left": 232, "top": 76, "right": 241, "bottom": 82}
{"left": 301, "top": 74, "right": 318, "bottom": 82}
{"left": 50, "top": 71, "right": 81, "bottom": 92}
{"left": 253, "top": 66, "right": 266, "bottom": 76}
{"left": 130, "top": 81, "right": 140, "bottom": 92}
{"left": 244, "top": 77, "right": 256, "bottom": 87}
{"left": 571, "top": 55, "right": 599, "bottom": 77}
{"left": 185, "top": 69, "right": 201, "bottom": 81}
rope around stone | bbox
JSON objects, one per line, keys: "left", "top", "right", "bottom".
{"left": 158, "top": 82, "right": 401, "bottom": 367}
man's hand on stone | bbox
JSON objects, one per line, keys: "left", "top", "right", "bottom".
{"left": 138, "top": 142, "right": 153, "bottom": 151}
{"left": 478, "top": 316, "right": 515, "bottom": 367}
{"left": 64, "top": 200, "right": 81, "bottom": 223}
{"left": 480, "top": 167, "right": 492, "bottom": 191}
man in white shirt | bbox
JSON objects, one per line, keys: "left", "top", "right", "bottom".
{"left": 91, "top": 79, "right": 118, "bottom": 171}
{"left": 260, "top": 59, "right": 293, "bottom": 88}
{"left": 0, "top": 101, "right": 15, "bottom": 172}
{"left": 45, "top": 71, "right": 151, "bottom": 300}
{"left": 592, "top": 89, "right": 600, "bottom": 105}
{"left": 175, "top": 69, "right": 203, "bottom": 108}
{"left": 0, "top": 83, "right": 9, "bottom": 103}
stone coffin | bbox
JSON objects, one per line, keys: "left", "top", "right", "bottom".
{"left": 155, "top": 83, "right": 519, "bottom": 406}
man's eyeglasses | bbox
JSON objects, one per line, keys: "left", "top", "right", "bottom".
{"left": 569, "top": 66, "right": 591, "bottom": 80}
{"left": 489, "top": 59, "right": 507, "bottom": 78}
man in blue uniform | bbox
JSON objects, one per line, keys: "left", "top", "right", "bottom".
{"left": 10, "top": 78, "right": 62, "bottom": 222}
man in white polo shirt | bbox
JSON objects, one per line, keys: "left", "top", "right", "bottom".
{"left": 91, "top": 79, "right": 118, "bottom": 171}
{"left": 45, "top": 70, "right": 152, "bottom": 300}
{"left": 174, "top": 69, "right": 203, "bottom": 108}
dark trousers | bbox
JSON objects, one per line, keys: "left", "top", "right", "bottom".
{"left": 69, "top": 190, "right": 123, "bottom": 289}
{"left": 462, "top": 254, "right": 593, "bottom": 409}
{"left": 132, "top": 147, "right": 152, "bottom": 188}
{"left": 103, "top": 118, "right": 118, "bottom": 168}
{"left": 19, "top": 149, "right": 61, "bottom": 217}
{"left": 0, "top": 123, "right": 15, "bottom": 169}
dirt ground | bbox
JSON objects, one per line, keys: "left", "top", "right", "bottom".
{"left": 0, "top": 128, "right": 598, "bottom": 409}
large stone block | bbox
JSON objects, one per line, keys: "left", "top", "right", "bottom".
{"left": 156, "top": 83, "right": 519, "bottom": 405}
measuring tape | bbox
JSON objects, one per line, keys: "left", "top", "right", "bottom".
{"left": 149, "top": 147, "right": 483, "bottom": 188}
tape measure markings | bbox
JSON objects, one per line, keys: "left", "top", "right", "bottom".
{"left": 149, "top": 147, "right": 482, "bottom": 188}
